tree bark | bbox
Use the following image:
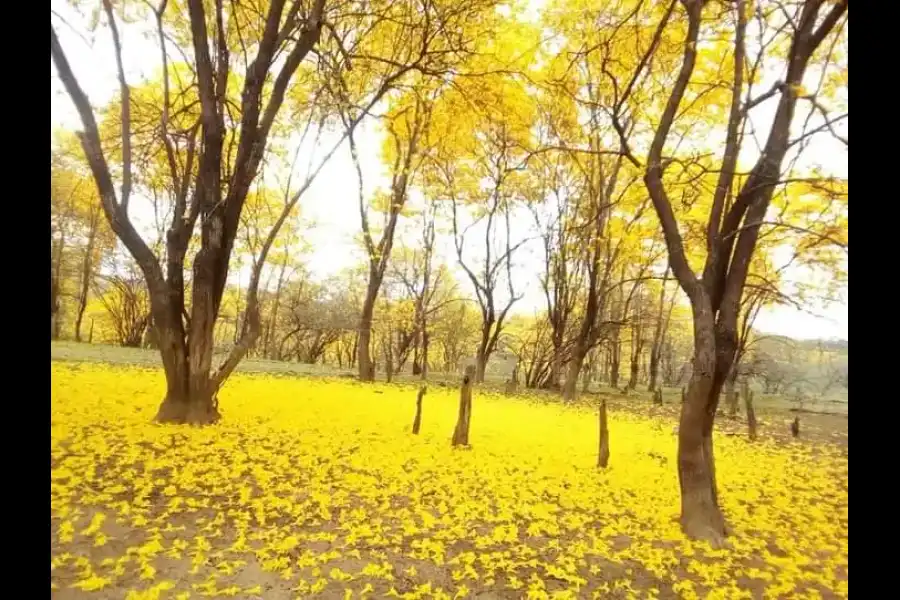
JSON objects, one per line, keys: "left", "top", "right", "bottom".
{"left": 452, "top": 365, "right": 476, "bottom": 447}
{"left": 563, "top": 342, "right": 586, "bottom": 401}
{"left": 609, "top": 332, "right": 621, "bottom": 389}
{"left": 597, "top": 398, "right": 610, "bottom": 468}
{"left": 412, "top": 385, "right": 426, "bottom": 435}
{"left": 51, "top": 232, "right": 67, "bottom": 340}
{"left": 627, "top": 290, "right": 644, "bottom": 390}
{"left": 648, "top": 270, "right": 671, "bottom": 392}
{"left": 474, "top": 320, "right": 492, "bottom": 383}
{"left": 357, "top": 276, "right": 380, "bottom": 381}
{"left": 74, "top": 221, "right": 98, "bottom": 342}
{"left": 264, "top": 254, "right": 288, "bottom": 358}
{"left": 677, "top": 321, "right": 727, "bottom": 544}
{"left": 725, "top": 366, "right": 739, "bottom": 417}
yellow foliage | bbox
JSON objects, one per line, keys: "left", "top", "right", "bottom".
{"left": 51, "top": 363, "right": 847, "bottom": 598}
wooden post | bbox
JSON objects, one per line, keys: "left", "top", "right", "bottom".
{"left": 791, "top": 416, "right": 800, "bottom": 438}
{"left": 653, "top": 389, "right": 663, "bottom": 405}
{"left": 412, "top": 386, "right": 426, "bottom": 435}
{"left": 597, "top": 398, "right": 610, "bottom": 468}
{"left": 745, "top": 390, "right": 758, "bottom": 441}
{"left": 452, "top": 365, "right": 475, "bottom": 447}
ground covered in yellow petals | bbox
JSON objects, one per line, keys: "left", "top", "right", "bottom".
{"left": 51, "top": 363, "right": 848, "bottom": 599}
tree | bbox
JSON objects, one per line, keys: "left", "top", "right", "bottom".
{"left": 352, "top": 88, "right": 434, "bottom": 381}
{"left": 620, "top": 0, "right": 848, "bottom": 541}
{"left": 52, "top": 0, "right": 336, "bottom": 423}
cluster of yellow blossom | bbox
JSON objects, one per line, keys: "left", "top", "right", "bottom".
{"left": 51, "top": 363, "right": 847, "bottom": 598}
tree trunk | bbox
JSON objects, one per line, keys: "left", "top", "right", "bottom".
{"left": 420, "top": 330, "right": 429, "bottom": 380}
{"left": 74, "top": 218, "right": 99, "bottom": 343}
{"left": 548, "top": 331, "right": 564, "bottom": 390}
{"left": 582, "top": 352, "right": 594, "bottom": 394}
{"left": 264, "top": 256, "right": 288, "bottom": 359}
{"left": 676, "top": 309, "right": 729, "bottom": 546}
{"left": 648, "top": 271, "right": 671, "bottom": 392}
{"left": 452, "top": 365, "right": 476, "bottom": 447}
{"left": 51, "top": 233, "right": 66, "bottom": 341}
{"left": 412, "top": 386, "right": 426, "bottom": 435}
{"left": 357, "top": 277, "right": 380, "bottom": 381}
{"left": 152, "top": 270, "right": 223, "bottom": 425}
{"left": 725, "top": 367, "right": 739, "bottom": 417}
{"left": 563, "top": 343, "right": 587, "bottom": 401}
{"left": 597, "top": 398, "right": 609, "bottom": 468}
{"left": 743, "top": 380, "right": 758, "bottom": 441}
{"left": 627, "top": 348, "right": 641, "bottom": 390}
{"left": 384, "top": 336, "right": 394, "bottom": 383}
{"left": 474, "top": 321, "right": 492, "bottom": 383}
{"left": 152, "top": 303, "right": 221, "bottom": 425}
{"left": 610, "top": 333, "right": 621, "bottom": 388}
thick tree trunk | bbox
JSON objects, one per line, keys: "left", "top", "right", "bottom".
{"left": 678, "top": 372, "right": 726, "bottom": 544}
{"left": 152, "top": 269, "right": 223, "bottom": 425}
{"left": 152, "top": 305, "right": 221, "bottom": 425}
{"left": 677, "top": 308, "right": 730, "bottom": 545}
{"left": 357, "top": 278, "right": 380, "bottom": 381}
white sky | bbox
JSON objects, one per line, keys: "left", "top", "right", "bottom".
{"left": 50, "top": 1, "right": 848, "bottom": 341}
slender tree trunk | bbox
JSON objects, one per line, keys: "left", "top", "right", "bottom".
{"left": 452, "top": 366, "right": 475, "bottom": 447}
{"left": 597, "top": 398, "right": 609, "bottom": 468}
{"left": 51, "top": 233, "right": 67, "bottom": 340}
{"left": 725, "top": 366, "right": 739, "bottom": 417}
{"left": 648, "top": 271, "right": 671, "bottom": 392}
{"left": 627, "top": 303, "right": 644, "bottom": 390}
{"left": 610, "top": 332, "right": 621, "bottom": 388}
{"left": 75, "top": 222, "right": 99, "bottom": 342}
{"left": 357, "top": 276, "right": 380, "bottom": 381}
{"left": 412, "top": 386, "right": 426, "bottom": 434}
{"left": 474, "top": 320, "right": 492, "bottom": 383}
{"left": 264, "top": 256, "right": 288, "bottom": 359}
{"left": 420, "top": 330, "right": 430, "bottom": 380}
{"left": 563, "top": 343, "right": 587, "bottom": 401}
{"left": 548, "top": 330, "right": 564, "bottom": 390}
